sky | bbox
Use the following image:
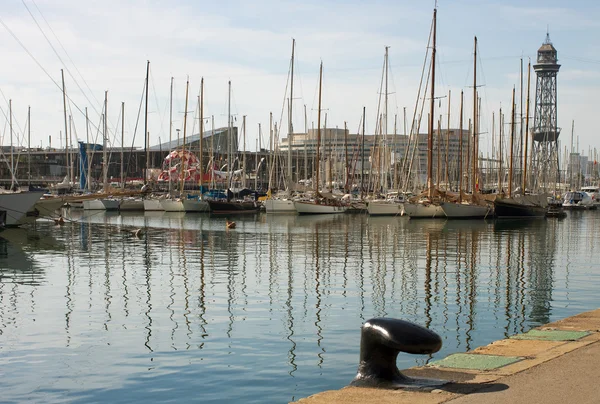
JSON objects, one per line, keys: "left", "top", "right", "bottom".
{"left": 0, "top": 0, "right": 599, "bottom": 158}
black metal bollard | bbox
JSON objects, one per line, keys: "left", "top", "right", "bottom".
{"left": 350, "top": 317, "right": 445, "bottom": 389}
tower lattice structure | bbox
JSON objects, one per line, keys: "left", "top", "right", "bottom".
{"left": 531, "top": 33, "right": 561, "bottom": 191}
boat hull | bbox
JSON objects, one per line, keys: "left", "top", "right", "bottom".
{"left": 101, "top": 199, "right": 120, "bottom": 211}
{"left": 16, "top": 197, "right": 66, "bottom": 225}
{"left": 494, "top": 198, "right": 546, "bottom": 218}
{"left": 293, "top": 201, "right": 347, "bottom": 215}
{"left": 161, "top": 199, "right": 185, "bottom": 212}
{"left": 143, "top": 199, "right": 164, "bottom": 211}
{"left": 264, "top": 199, "right": 297, "bottom": 213}
{"left": 182, "top": 199, "right": 209, "bottom": 212}
{"left": 403, "top": 202, "right": 445, "bottom": 218}
{"left": 83, "top": 199, "right": 106, "bottom": 210}
{"left": 367, "top": 201, "right": 404, "bottom": 216}
{"left": 441, "top": 202, "right": 491, "bottom": 219}
{"left": 207, "top": 200, "right": 260, "bottom": 214}
{"left": 119, "top": 199, "right": 145, "bottom": 211}
{"left": 0, "top": 191, "right": 46, "bottom": 227}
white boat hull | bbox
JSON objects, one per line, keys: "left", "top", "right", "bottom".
{"left": 403, "top": 202, "right": 445, "bottom": 218}
{"left": 16, "top": 197, "right": 66, "bottom": 225}
{"left": 83, "top": 199, "right": 106, "bottom": 210}
{"left": 441, "top": 202, "right": 491, "bottom": 219}
{"left": 265, "top": 199, "right": 297, "bottom": 213}
{"left": 101, "top": 199, "right": 120, "bottom": 211}
{"left": 367, "top": 201, "right": 404, "bottom": 216}
{"left": 0, "top": 191, "right": 45, "bottom": 227}
{"left": 119, "top": 198, "right": 145, "bottom": 211}
{"left": 143, "top": 199, "right": 164, "bottom": 211}
{"left": 293, "top": 200, "right": 347, "bottom": 215}
{"left": 182, "top": 199, "right": 209, "bottom": 212}
{"left": 161, "top": 199, "right": 185, "bottom": 212}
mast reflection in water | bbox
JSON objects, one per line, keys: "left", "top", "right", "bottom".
{"left": 0, "top": 211, "right": 599, "bottom": 403}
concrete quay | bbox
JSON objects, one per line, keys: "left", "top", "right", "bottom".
{"left": 292, "top": 309, "right": 600, "bottom": 404}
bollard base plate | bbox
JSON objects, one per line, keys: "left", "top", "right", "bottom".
{"left": 350, "top": 375, "right": 448, "bottom": 391}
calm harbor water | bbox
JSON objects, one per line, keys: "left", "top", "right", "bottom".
{"left": 1, "top": 209, "right": 599, "bottom": 403}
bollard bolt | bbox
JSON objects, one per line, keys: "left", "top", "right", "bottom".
{"left": 350, "top": 317, "right": 446, "bottom": 389}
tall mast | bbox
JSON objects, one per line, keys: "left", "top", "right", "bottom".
{"left": 304, "top": 104, "right": 308, "bottom": 182}
{"left": 427, "top": 7, "right": 437, "bottom": 198}
{"left": 61, "top": 69, "right": 69, "bottom": 183}
{"left": 393, "top": 114, "right": 398, "bottom": 190}
{"left": 144, "top": 61, "right": 150, "bottom": 185}
{"left": 199, "top": 77, "right": 204, "bottom": 192}
{"left": 169, "top": 76, "right": 173, "bottom": 195}
{"left": 103, "top": 91, "right": 108, "bottom": 193}
{"left": 472, "top": 36, "right": 478, "bottom": 194}
{"left": 361, "top": 106, "right": 366, "bottom": 198}
{"left": 86, "top": 107, "right": 91, "bottom": 191}
{"left": 570, "top": 120, "right": 574, "bottom": 188}
{"left": 508, "top": 87, "right": 516, "bottom": 197}
{"left": 522, "top": 60, "right": 531, "bottom": 193}
{"left": 384, "top": 46, "right": 389, "bottom": 192}
{"left": 9, "top": 100, "right": 14, "bottom": 188}
{"left": 180, "top": 77, "right": 190, "bottom": 194}
{"left": 69, "top": 115, "right": 74, "bottom": 184}
{"left": 519, "top": 58, "right": 524, "bottom": 177}
{"left": 268, "top": 112, "right": 273, "bottom": 191}
{"left": 498, "top": 108, "right": 503, "bottom": 193}
{"left": 27, "top": 106, "right": 31, "bottom": 186}
{"left": 227, "top": 80, "right": 232, "bottom": 194}
{"left": 242, "top": 115, "right": 247, "bottom": 189}
{"left": 459, "top": 91, "right": 464, "bottom": 202}
{"left": 445, "top": 90, "right": 451, "bottom": 188}
{"left": 436, "top": 116, "right": 441, "bottom": 190}
{"left": 344, "top": 121, "right": 349, "bottom": 192}
{"left": 288, "top": 38, "right": 295, "bottom": 188}
{"left": 121, "top": 101, "right": 125, "bottom": 188}
{"left": 315, "top": 62, "right": 323, "bottom": 195}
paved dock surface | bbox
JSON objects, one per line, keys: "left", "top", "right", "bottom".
{"left": 292, "top": 309, "right": 600, "bottom": 404}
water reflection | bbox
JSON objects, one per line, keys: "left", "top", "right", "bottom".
{"left": 0, "top": 212, "right": 597, "bottom": 403}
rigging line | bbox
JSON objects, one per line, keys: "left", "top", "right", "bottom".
{"left": 149, "top": 69, "right": 167, "bottom": 140}
{"left": 29, "top": 0, "right": 102, "bottom": 110}
{"left": 0, "top": 97, "right": 27, "bottom": 172}
{"left": 125, "top": 80, "right": 146, "bottom": 177}
{"left": 0, "top": 16, "right": 104, "bottom": 136}
{"left": 21, "top": 0, "right": 102, "bottom": 117}
{"left": 0, "top": 103, "right": 27, "bottom": 177}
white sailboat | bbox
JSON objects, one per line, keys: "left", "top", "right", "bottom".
{"left": 441, "top": 36, "right": 492, "bottom": 219}
{"left": 143, "top": 197, "right": 165, "bottom": 211}
{"left": 0, "top": 191, "right": 46, "bottom": 227}
{"left": 403, "top": 7, "right": 445, "bottom": 219}
{"left": 266, "top": 39, "right": 298, "bottom": 214}
{"left": 367, "top": 48, "right": 405, "bottom": 217}
{"left": 294, "top": 62, "right": 347, "bottom": 215}
{"left": 184, "top": 77, "right": 209, "bottom": 213}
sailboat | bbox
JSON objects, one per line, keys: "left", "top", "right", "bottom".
{"left": 494, "top": 61, "right": 546, "bottom": 218}
{"left": 265, "top": 39, "right": 298, "bottom": 214}
{"left": 162, "top": 76, "right": 190, "bottom": 212}
{"left": 1, "top": 101, "right": 46, "bottom": 227}
{"left": 441, "top": 36, "right": 492, "bottom": 219}
{"left": 83, "top": 91, "right": 119, "bottom": 210}
{"left": 183, "top": 78, "right": 210, "bottom": 213}
{"left": 403, "top": 7, "right": 445, "bottom": 219}
{"left": 294, "top": 62, "right": 347, "bottom": 215}
{"left": 207, "top": 81, "right": 260, "bottom": 214}
{"left": 367, "top": 47, "right": 406, "bottom": 217}
{"left": 118, "top": 101, "right": 144, "bottom": 211}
